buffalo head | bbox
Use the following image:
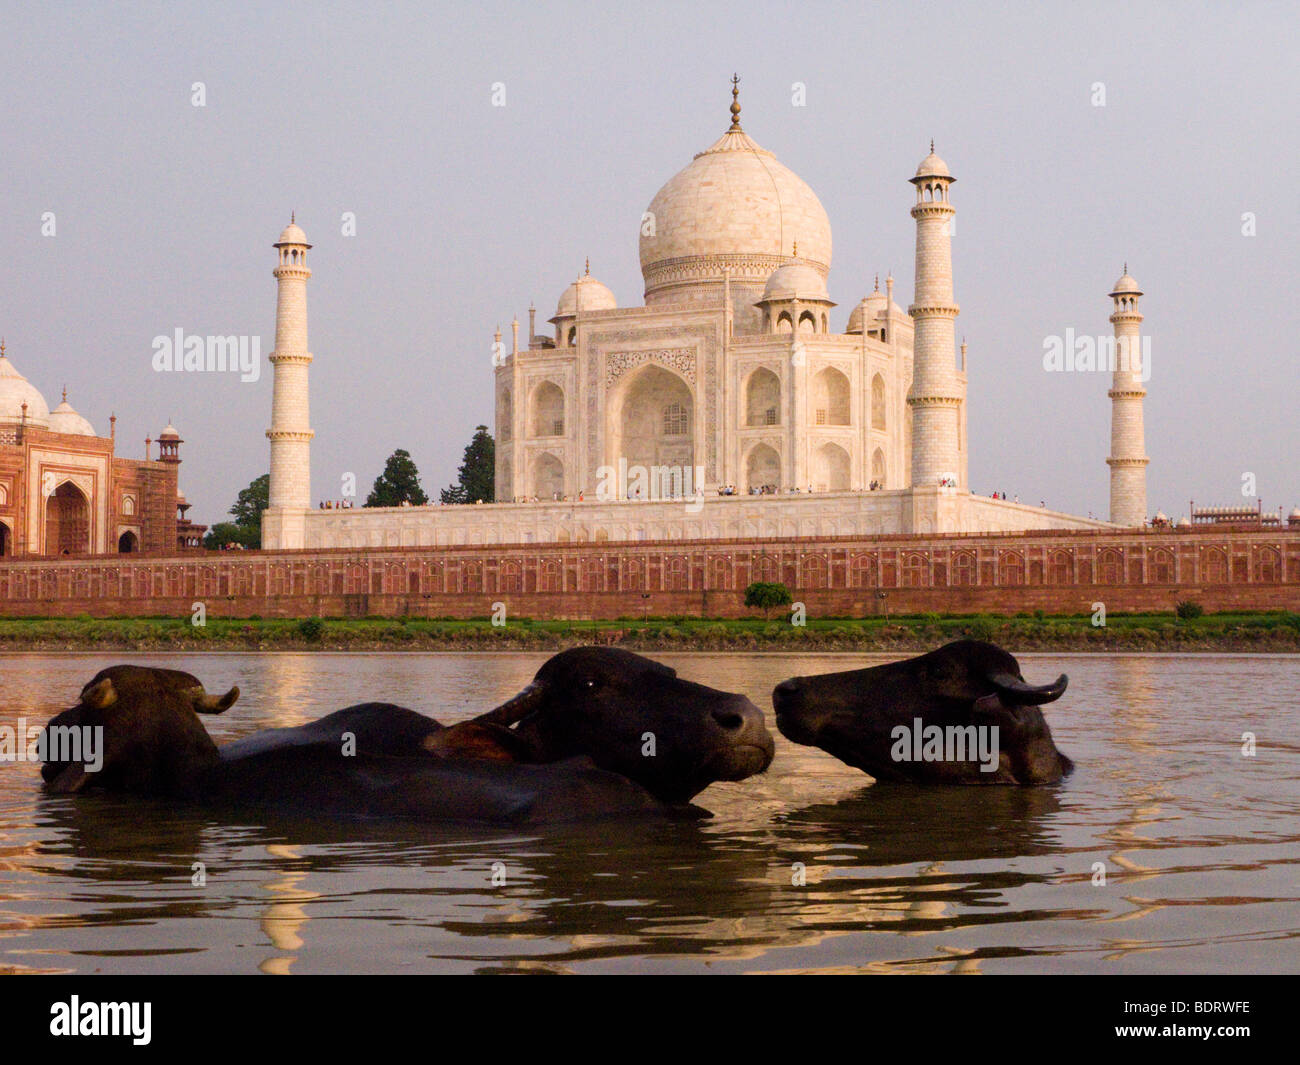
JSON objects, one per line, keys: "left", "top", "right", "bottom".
{"left": 40, "top": 666, "right": 239, "bottom": 797}
{"left": 473, "top": 647, "right": 775, "bottom": 803}
{"left": 773, "top": 640, "right": 1071, "bottom": 784}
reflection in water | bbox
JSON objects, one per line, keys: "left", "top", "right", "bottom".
{"left": 1, "top": 651, "right": 1298, "bottom": 973}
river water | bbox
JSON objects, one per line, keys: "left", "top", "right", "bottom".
{"left": 1, "top": 651, "right": 1297, "bottom": 974}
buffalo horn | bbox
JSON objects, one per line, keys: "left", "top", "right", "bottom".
{"left": 987, "top": 671, "right": 1068, "bottom": 705}
{"left": 473, "top": 682, "right": 545, "bottom": 726}
{"left": 188, "top": 684, "right": 240, "bottom": 714}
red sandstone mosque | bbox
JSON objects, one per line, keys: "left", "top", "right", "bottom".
{"left": 0, "top": 340, "right": 205, "bottom": 557}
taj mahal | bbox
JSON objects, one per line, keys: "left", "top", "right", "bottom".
{"left": 263, "top": 82, "right": 1146, "bottom": 552}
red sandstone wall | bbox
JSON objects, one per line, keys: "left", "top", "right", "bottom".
{"left": 0, "top": 526, "right": 1295, "bottom": 619}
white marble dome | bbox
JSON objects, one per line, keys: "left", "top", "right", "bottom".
{"left": 552, "top": 272, "right": 617, "bottom": 319}
{"left": 48, "top": 394, "right": 96, "bottom": 436}
{"left": 276, "top": 220, "right": 309, "bottom": 246}
{"left": 1111, "top": 270, "right": 1141, "bottom": 295}
{"left": 761, "top": 262, "right": 830, "bottom": 303}
{"left": 639, "top": 116, "right": 832, "bottom": 298}
{"left": 0, "top": 350, "right": 51, "bottom": 428}
{"left": 914, "top": 148, "right": 952, "bottom": 180}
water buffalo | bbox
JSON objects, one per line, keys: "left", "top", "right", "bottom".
{"left": 40, "top": 647, "right": 774, "bottom": 823}
{"left": 773, "top": 640, "right": 1071, "bottom": 784}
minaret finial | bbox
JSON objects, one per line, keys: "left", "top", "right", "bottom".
{"left": 729, "top": 73, "right": 742, "bottom": 130}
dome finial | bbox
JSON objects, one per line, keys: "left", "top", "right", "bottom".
{"left": 792, "top": 240, "right": 798, "bottom": 258}
{"left": 1124, "top": 261, "right": 1128, "bottom": 274}
{"left": 291, "top": 210, "right": 295, "bottom": 225}
{"left": 874, "top": 273, "right": 880, "bottom": 292}
{"left": 62, "top": 384, "right": 67, "bottom": 403}
{"left": 584, "top": 256, "right": 590, "bottom": 276}
{"left": 729, "top": 73, "right": 742, "bottom": 130}
{"left": 0, "top": 338, "right": 5, "bottom": 357}
{"left": 930, "top": 138, "right": 935, "bottom": 153}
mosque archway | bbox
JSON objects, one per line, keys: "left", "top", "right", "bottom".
{"left": 745, "top": 368, "right": 781, "bottom": 426}
{"left": 813, "top": 442, "right": 851, "bottom": 492}
{"left": 0, "top": 521, "right": 10, "bottom": 556}
{"left": 45, "top": 481, "right": 90, "bottom": 555}
{"left": 744, "top": 443, "right": 781, "bottom": 492}
{"left": 812, "top": 367, "right": 850, "bottom": 426}
{"left": 118, "top": 530, "right": 139, "bottom": 553}
{"left": 608, "top": 364, "right": 694, "bottom": 476}
{"left": 530, "top": 453, "right": 564, "bottom": 500}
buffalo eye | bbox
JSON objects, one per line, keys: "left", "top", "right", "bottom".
{"left": 581, "top": 677, "right": 600, "bottom": 690}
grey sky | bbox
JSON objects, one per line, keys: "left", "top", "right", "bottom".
{"left": 3, "top": 1, "right": 1296, "bottom": 526}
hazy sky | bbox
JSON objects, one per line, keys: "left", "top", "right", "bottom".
{"left": 3, "top": 1, "right": 1296, "bottom": 526}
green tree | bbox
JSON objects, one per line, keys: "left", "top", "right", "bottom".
{"left": 203, "top": 473, "right": 269, "bottom": 549}
{"left": 365, "top": 449, "right": 429, "bottom": 507}
{"left": 441, "top": 425, "right": 495, "bottom": 504}
{"left": 744, "top": 581, "right": 793, "bottom": 619}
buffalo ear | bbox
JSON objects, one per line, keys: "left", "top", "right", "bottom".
{"left": 46, "top": 763, "right": 91, "bottom": 794}
{"left": 422, "top": 722, "right": 536, "bottom": 763}
{"left": 79, "top": 677, "right": 117, "bottom": 710}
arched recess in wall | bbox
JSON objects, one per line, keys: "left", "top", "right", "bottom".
{"left": 812, "top": 442, "right": 850, "bottom": 492}
{"left": 812, "top": 367, "right": 850, "bottom": 426}
{"left": 530, "top": 381, "right": 565, "bottom": 437}
{"left": 530, "top": 452, "right": 564, "bottom": 500}
{"left": 871, "top": 373, "right": 886, "bottom": 430}
{"left": 607, "top": 363, "right": 695, "bottom": 475}
{"left": 744, "top": 443, "right": 781, "bottom": 492}
{"left": 745, "top": 367, "right": 780, "bottom": 426}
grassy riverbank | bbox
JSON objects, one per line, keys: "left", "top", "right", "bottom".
{"left": 0, "top": 611, "right": 1297, "bottom": 652}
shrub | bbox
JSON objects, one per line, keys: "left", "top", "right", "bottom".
{"left": 297, "top": 617, "right": 324, "bottom": 641}
{"left": 1175, "top": 600, "right": 1204, "bottom": 620}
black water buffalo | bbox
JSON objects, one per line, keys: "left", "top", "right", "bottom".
{"left": 40, "top": 647, "right": 774, "bottom": 823}
{"left": 773, "top": 640, "right": 1071, "bottom": 784}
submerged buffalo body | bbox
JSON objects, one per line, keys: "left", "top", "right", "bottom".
{"left": 774, "top": 640, "right": 1072, "bottom": 784}
{"left": 40, "top": 647, "right": 774, "bottom": 823}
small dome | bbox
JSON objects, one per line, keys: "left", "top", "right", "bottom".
{"left": 1289, "top": 507, "right": 1300, "bottom": 522}
{"left": 275, "top": 219, "right": 310, "bottom": 246}
{"left": 1111, "top": 269, "right": 1141, "bottom": 296}
{"left": 0, "top": 349, "right": 51, "bottom": 429}
{"left": 1154, "top": 510, "right": 1168, "bottom": 523}
{"left": 913, "top": 146, "right": 952, "bottom": 181}
{"left": 1177, "top": 515, "right": 1192, "bottom": 527}
{"left": 552, "top": 272, "right": 617, "bottom": 320}
{"left": 48, "top": 395, "right": 96, "bottom": 437}
{"left": 159, "top": 422, "right": 180, "bottom": 439}
{"left": 760, "top": 262, "right": 831, "bottom": 303}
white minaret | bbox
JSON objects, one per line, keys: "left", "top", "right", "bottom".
{"left": 263, "top": 215, "right": 314, "bottom": 549}
{"left": 907, "top": 143, "right": 965, "bottom": 491}
{"left": 1107, "top": 266, "right": 1148, "bottom": 526}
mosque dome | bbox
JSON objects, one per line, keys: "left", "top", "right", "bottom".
{"left": 760, "top": 262, "right": 831, "bottom": 303}
{"left": 159, "top": 422, "right": 180, "bottom": 440}
{"left": 913, "top": 147, "right": 952, "bottom": 181}
{"left": 552, "top": 266, "right": 617, "bottom": 320}
{"left": 48, "top": 391, "right": 96, "bottom": 436}
{"left": 0, "top": 345, "right": 51, "bottom": 429}
{"left": 275, "top": 219, "right": 309, "bottom": 246}
{"left": 1288, "top": 507, "right": 1300, "bottom": 524}
{"left": 1111, "top": 268, "right": 1141, "bottom": 296}
{"left": 639, "top": 81, "right": 831, "bottom": 304}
